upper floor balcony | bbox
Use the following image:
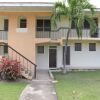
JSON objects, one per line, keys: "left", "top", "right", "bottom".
{"left": 36, "top": 27, "right": 100, "bottom": 40}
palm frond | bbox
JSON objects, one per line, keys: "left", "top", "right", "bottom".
{"left": 82, "top": 1, "right": 95, "bottom": 14}
{"left": 51, "top": 2, "right": 68, "bottom": 27}
{"left": 55, "top": 2, "right": 68, "bottom": 16}
{"left": 84, "top": 15, "right": 97, "bottom": 35}
{"left": 76, "top": 18, "right": 84, "bottom": 38}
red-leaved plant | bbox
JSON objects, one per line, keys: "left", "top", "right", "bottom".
{"left": 0, "top": 56, "right": 20, "bottom": 80}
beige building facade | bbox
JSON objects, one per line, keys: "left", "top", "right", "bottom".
{"left": 0, "top": 2, "right": 100, "bottom": 74}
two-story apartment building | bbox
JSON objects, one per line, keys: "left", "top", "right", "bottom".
{"left": 0, "top": 2, "right": 100, "bottom": 78}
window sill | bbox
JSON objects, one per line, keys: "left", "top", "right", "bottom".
{"left": 16, "top": 28, "right": 28, "bottom": 33}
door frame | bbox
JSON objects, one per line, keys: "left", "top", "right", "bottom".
{"left": 49, "top": 46, "right": 57, "bottom": 69}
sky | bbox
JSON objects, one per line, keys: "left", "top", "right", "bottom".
{"left": 0, "top": 0, "right": 99, "bottom": 8}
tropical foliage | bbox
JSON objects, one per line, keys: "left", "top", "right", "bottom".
{"left": 51, "top": 0, "right": 96, "bottom": 72}
{"left": 51, "top": 0, "right": 96, "bottom": 37}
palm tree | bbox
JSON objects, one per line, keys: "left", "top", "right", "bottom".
{"left": 51, "top": 0, "right": 96, "bottom": 73}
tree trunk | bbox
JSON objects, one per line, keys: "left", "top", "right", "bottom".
{"left": 63, "top": 28, "right": 71, "bottom": 73}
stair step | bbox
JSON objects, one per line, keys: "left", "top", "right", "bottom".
{"left": 29, "top": 72, "right": 32, "bottom": 76}
{"left": 21, "top": 68, "right": 24, "bottom": 71}
{"left": 25, "top": 70, "right": 28, "bottom": 74}
{"left": 21, "top": 73, "right": 32, "bottom": 80}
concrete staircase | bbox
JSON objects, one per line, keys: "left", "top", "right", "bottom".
{"left": 1, "top": 43, "right": 37, "bottom": 80}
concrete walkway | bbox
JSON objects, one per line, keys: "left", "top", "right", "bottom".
{"left": 19, "top": 70, "right": 58, "bottom": 100}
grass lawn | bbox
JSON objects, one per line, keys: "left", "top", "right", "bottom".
{"left": 0, "top": 81, "right": 27, "bottom": 100}
{"left": 53, "top": 71, "right": 100, "bottom": 100}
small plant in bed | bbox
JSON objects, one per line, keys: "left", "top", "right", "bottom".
{"left": 0, "top": 57, "right": 20, "bottom": 81}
